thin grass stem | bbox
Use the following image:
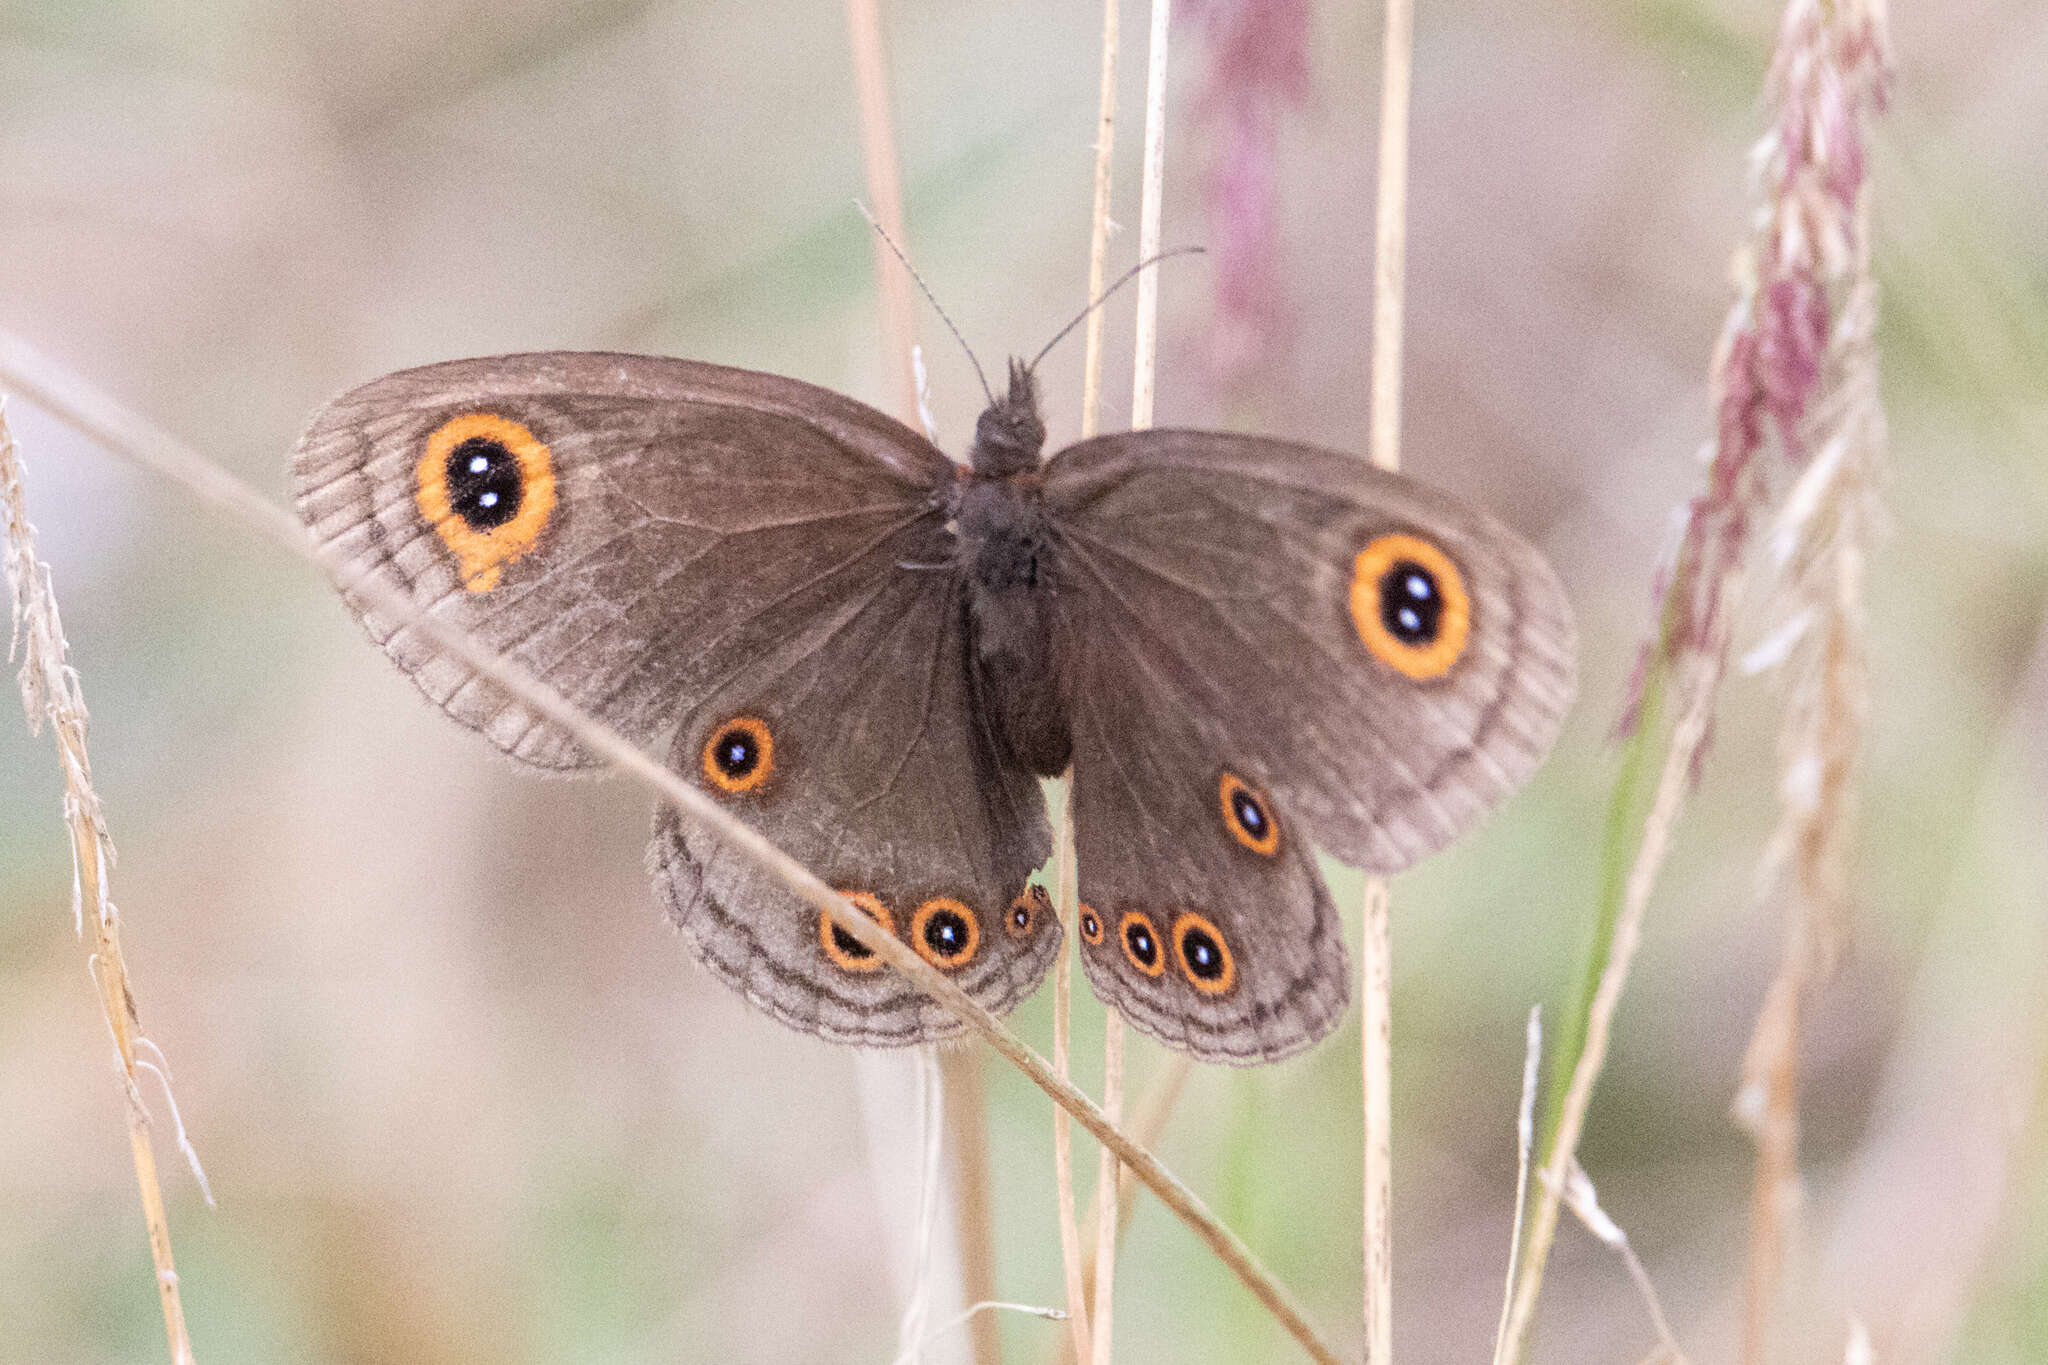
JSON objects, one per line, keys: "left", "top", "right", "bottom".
{"left": 2, "top": 401, "right": 199, "bottom": 1365}
{"left": 1362, "top": 0, "right": 1415, "bottom": 1356}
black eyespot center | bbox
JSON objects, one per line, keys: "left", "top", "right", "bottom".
{"left": 1379, "top": 558, "right": 1444, "bottom": 645}
{"left": 832, "top": 922, "right": 873, "bottom": 959}
{"left": 712, "top": 727, "right": 759, "bottom": 778}
{"left": 1232, "top": 789, "right": 1267, "bottom": 836}
{"left": 925, "top": 909, "right": 968, "bottom": 953}
{"left": 444, "top": 436, "right": 523, "bottom": 530}
{"left": 1182, "top": 927, "right": 1223, "bottom": 978}
{"left": 1125, "top": 921, "right": 1157, "bottom": 965}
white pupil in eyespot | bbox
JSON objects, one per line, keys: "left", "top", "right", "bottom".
{"left": 1404, "top": 572, "right": 1431, "bottom": 600}
{"left": 468, "top": 454, "right": 490, "bottom": 474}
{"left": 478, "top": 491, "right": 499, "bottom": 508}
{"left": 1397, "top": 607, "right": 1421, "bottom": 632}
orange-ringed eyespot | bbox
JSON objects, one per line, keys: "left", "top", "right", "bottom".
{"left": 820, "top": 892, "right": 895, "bottom": 973}
{"left": 911, "top": 897, "right": 980, "bottom": 969}
{"left": 1120, "top": 911, "right": 1165, "bottom": 977}
{"left": 1078, "top": 904, "right": 1104, "bottom": 945}
{"left": 1349, "top": 533, "right": 1471, "bottom": 680}
{"left": 1007, "top": 886, "right": 1049, "bottom": 938}
{"left": 1218, "top": 773, "right": 1280, "bottom": 856}
{"left": 702, "top": 716, "right": 773, "bottom": 795}
{"left": 1172, "top": 912, "right": 1235, "bottom": 995}
{"left": 415, "top": 412, "right": 556, "bottom": 593}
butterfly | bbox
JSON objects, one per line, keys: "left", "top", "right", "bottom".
{"left": 292, "top": 350, "right": 1574, "bottom": 1064}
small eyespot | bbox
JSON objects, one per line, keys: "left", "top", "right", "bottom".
{"left": 1218, "top": 773, "right": 1281, "bottom": 856}
{"left": 415, "top": 413, "right": 557, "bottom": 593}
{"left": 1078, "top": 904, "right": 1105, "bottom": 945}
{"left": 1120, "top": 911, "right": 1165, "bottom": 977}
{"left": 1172, "top": 912, "right": 1236, "bottom": 995}
{"left": 1348, "top": 533, "right": 1471, "bottom": 679}
{"left": 1007, "top": 885, "right": 1050, "bottom": 938}
{"left": 820, "top": 892, "right": 895, "bottom": 973}
{"left": 911, "top": 897, "right": 980, "bottom": 969}
{"left": 702, "top": 716, "right": 774, "bottom": 795}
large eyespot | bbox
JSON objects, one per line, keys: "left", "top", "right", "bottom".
{"left": 1120, "top": 911, "right": 1165, "bottom": 977}
{"left": 911, "top": 897, "right": 980, "bottom": 970}
{"left": 1219, "top": 773, "right": 1281, "bottom": 856}
{"left": 1078, "top": 904, "right": 1105, "bottom": 946}
{"left": 1007, "top": 885, "right": 1050, "bottom": 938}
{"left": 1172, "top": 912, "right": 1236, "bottom": 995}
{"left": 820, "top": 892, "right": 895, "bottom": 973}
{"left": 415, "top": 413, "right": 557, "bottom": 593}
{"left": 1349, "top": 533, "right": 1471, "bottom": 679}
{"left": 702, "top": 716, "right": 774, "bottom": 795}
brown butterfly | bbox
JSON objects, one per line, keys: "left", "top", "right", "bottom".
{"left": 293, "top": 351, "right": 1574, "bottom": 1064}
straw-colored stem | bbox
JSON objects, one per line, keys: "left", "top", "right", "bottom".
{"left": 1079, "top": 0, "right": 1121, "bottom": 442}
{"left": 1090, "top": 1014, "right": 1125, "bottom": 1365}
{"left": 1058, "top": 0, "right": 1125, "bottom": 1347}
{"left": 1362, "top": 0, "right": 1414, "bottom": 1357}
{"left": 1088, "top": 12, "right": 1171, "bottom": 1359}
{"left": 941, "top": 1049, "right": 1004, "bottom": 1365}
{"left": 1128, "top": 0, "right": 1171, "bottom": 431}
{"left": 2, "top": 404, "right": 197, "bottom": 1365}
{"left": 844, "top": 0, "right": 921, "bottom": 425}
{"left": 1052, "top": 795, "right": 1094, "bottom": 1360}
{"left": 1080, "top": 1053, "right": 1194, "bottom": 1301}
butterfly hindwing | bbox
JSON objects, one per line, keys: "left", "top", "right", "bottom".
{"left": 1059, "top": 615, "right": 1350, "bottom": 1063}
{"left": 650, "top": 556, "right": 1058, "bottom": 1047}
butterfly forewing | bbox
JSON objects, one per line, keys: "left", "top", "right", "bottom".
{"left": 1043, "top": 428, "right": 1576, "bottom": 875}
{"left": 292, "top": 352, "right": 955, "bottom": 769}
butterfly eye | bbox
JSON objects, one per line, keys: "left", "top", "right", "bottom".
{"left": 1119, "top": 911, "right": 1165, "bottom": 977}
{"left": 1078, "top": 905, "right": 1105, "bottom": 946}
{"left": 1348, "top": 533, "right": 1471, "bottom": 680}
{"left": 415, "top": 412, "right": 557, "bottom": 593}
{"left": 1218, "top": 773, "right": 1281, "bottom": 856}
{"left": 1007, "top": 885, "right": 1050, "bottom": 938}
{"left": 911, "top": 897, "right": 981, "bottom": 969}
{"left": 820, "top": 892, "right": 895, "bottom": 973}
{"left": 1172, "top": 912, "right": 1236, "bottom": 995}
{"left": 702, "top": 716, "right": 774, "bottom": 794}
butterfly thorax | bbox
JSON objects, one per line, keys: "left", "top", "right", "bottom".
{"left": 949, "top": 360, "right": 1071, "bottom": 775}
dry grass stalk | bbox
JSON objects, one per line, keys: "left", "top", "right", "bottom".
{"left": 1056, "top": 0, "right": 1125, "bottom": 1352}
{"left": 1362, "top": 0, "right": 1416, "bottom": 1355}
{"left": 844, "top": 0, "right": 920, "bottom": 424}
{"left": 1506, "top": 0, "right": 1891, "bottom": 1354}
{"left": 1052, "top": 799, "right": 1094, "bottom": 1360}
{"left": 1489, "top": 1007, "right": 1542, "bottom": 1365}
{"left": 1078, "top": 1053, "right": 1193, "bottom": 1303}
{"left": 1733, "top": 3, "right": 1890, "bottom": 1359}
{"left": 2, "top": 399, "right": 201, "bottom": 1365}
{"left": 842, "top": 17, "right": 996, "bottom": 1358}
{"left": 1084, "top": 5, "right": 1174, "bottom": 1360}
{"left": 1553, "top": 1163, "right": 1690, "bottom": 1365}
{"left": 0, "top": 334, "right": 1350, "bottom": 1365}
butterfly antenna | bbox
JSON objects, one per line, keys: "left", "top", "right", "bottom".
{"left": 1026, "top": 245, "right": 1207, "bottom": 373}
{"left": 854, "top": 201, "right": 996, "bottom": 408}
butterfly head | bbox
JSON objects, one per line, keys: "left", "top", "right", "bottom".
{"left": 968, "top": 359, "right": 1047, "bottom": 478}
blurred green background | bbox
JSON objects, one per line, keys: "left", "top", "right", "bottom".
{"left": 3, "top": 1, "right": 2046, "bottom": 1362}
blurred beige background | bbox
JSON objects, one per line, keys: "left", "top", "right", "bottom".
{"left": 3, "top": 1, "right": 2046, "bottom": 1362}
